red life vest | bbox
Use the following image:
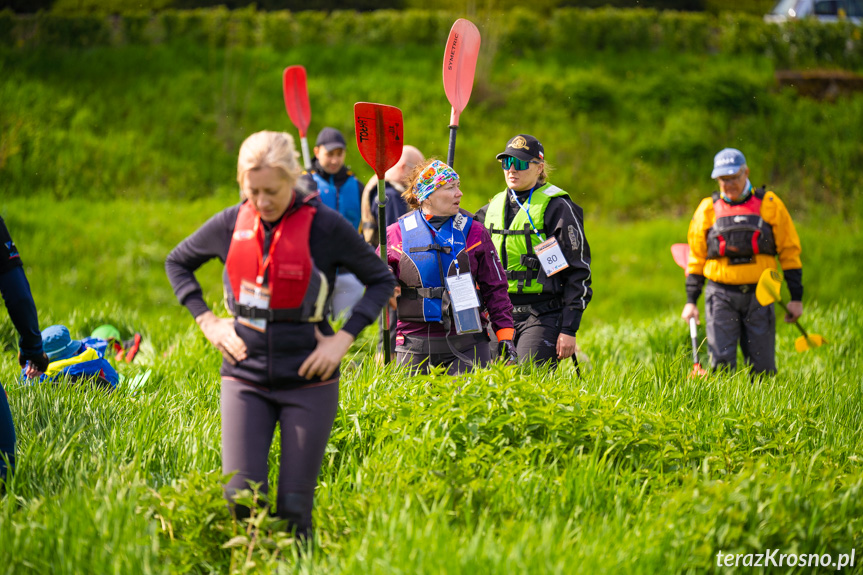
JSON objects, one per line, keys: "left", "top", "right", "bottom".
{"left": 706, "top": 187, "right": 776, "bottom": 265}
{"left": 225, "top": 200, "right": 327, "bottom": 321}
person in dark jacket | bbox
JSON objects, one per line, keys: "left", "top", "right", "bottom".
{"left": 381, "top": 158, "right": 516, "bottom": 374}
{"left": 0, "top": 216, "right": 48, "bottom": 485}
{"left": 165, "top": 131, "right": 394, "bottom": 539}
{"left": 475, "top": 134, "right": 593, "bottom": 368}
{"left": 361, "top": 145, "right": 424, "bottom": 248}
{"left": 301, "top": 127, "right": 367, "bottom": 319}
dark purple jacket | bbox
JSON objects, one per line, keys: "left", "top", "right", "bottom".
{"left": 166, "top": 194, "right": 395, "bottom": 389}
{"left": 380, "top": 210, "right": 513, "bottom": 339}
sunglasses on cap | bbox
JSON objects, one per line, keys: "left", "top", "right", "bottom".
{"left": 500, "top": 157, "right": 539, "bottom": 171}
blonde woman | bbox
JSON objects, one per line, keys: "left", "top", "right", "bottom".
{"left": 166, "top": 131, "right": 394, "bottom": 539}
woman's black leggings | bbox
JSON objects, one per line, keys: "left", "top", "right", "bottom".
{"left": 221, "top": 378, "right": 339, "bottom": 537}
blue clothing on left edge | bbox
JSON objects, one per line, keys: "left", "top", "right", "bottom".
{"left": 1, "top": 215, "right": 44, "bottom": 483}
{"left": 0, "top": 383, "right": 15, "bottom": 483}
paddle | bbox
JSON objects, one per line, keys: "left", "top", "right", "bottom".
{"left": 282, "top": 65, "right": 312, "bottom": 171}
{"left": 671, "top": 243, "right": 708, "bottom": 376}
{"left": 354, "top": 102, "right": 404, "bottom": 364}
{"left": 755, "top": 269, "right": 826, "bottom": 352}
{"left": 442, "top": 18, "right": 481, "bottom": 168}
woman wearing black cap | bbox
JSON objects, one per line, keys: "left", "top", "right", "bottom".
{"left": 475, "top": 134, "right": 593, "bottom": 367}
{"left": 166, "top": 131, "right": 395, "bottom": 540}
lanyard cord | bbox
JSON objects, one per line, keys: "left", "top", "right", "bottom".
{"left": 419, "top": 211, "right": 468, "bottom": 276}
{"left": 509, "top": 185, "right": 545, "bottom": 242}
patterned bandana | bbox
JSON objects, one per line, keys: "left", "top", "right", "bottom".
{"left": 414, "top": 160, "right": 459, "bottom": 202}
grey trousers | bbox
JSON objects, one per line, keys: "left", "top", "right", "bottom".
{"left": 396, "top": 331, "right": 491, "bottom": 375}
{"left": 221, "top": 377, "right": 339, "bottom": 536}
{"left": 705, "top": 282, "right": 776, "bottom": 375}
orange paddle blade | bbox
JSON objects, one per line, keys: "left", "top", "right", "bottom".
{"left": 671, "top": 243, "right": 690, "bottom": 274}
{"left": 283, "top": 66, "right": 311, "bottom": 137}
{"left": 442, "top": 18, "right": 481, "bottom": 126}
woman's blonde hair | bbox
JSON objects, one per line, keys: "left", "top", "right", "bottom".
{"left": 237, "top": 131, "right": 302, "bottom": 185}
{"left": 536, "top": 160, "right": 553, "bottom": 187}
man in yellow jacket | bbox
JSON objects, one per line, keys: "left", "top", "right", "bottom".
{"left": 681, "top": 148, "right": 803, "bottom": 375}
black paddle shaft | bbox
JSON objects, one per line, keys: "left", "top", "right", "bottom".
{"left": 377, "top": 192, "right": 391, "bottom": 364}
{"left": 447, "top": 125, "right": 458, "bottom": 167}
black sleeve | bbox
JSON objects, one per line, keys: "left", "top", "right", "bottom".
{"left": 0, "top": 216, "right": 23, "bottom": 275}
{"left": 784, "top": 268, "right": 803, "bottom": 301}
{"left": 545, "top": 197, "right": 592, "bottom": 335}
{"left": 383, "top": 184, "right": 410, "bottom": 228}
{"left": 0, "top": 267, "right": 43, "bottom": 358}
{"left": 314, "top": 209, "right": 396, "bottom": 339}
{"left": 686, "top": 274, "right": 706, "bottom": 304}
{"left": 165, "top": 206, "right": 238, "bottom": 319}
{"left": 474, "top": 203, "right": 489, "bottom": 225}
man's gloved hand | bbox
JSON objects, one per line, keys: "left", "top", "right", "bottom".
{"left": 19, "top": 350, "right": 49, "bottom": 374}
{"left": 497, "top": 339, "right": 518, "bottom": 364}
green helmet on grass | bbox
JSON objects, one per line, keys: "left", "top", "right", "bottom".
{"left": 91, "top": 324, "right": 121, "bottom": 342}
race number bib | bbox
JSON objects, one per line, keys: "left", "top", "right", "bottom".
{"left": 237, "top": 280, "right": 269, "bottom": 333}
{"left": 535, "top": 237, "right": 569, "bottom": 276}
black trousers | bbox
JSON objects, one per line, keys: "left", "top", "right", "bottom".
{"left": 221, "top": 377, "right": 339, "bottom": 536}
{"left": 396, "top": 331, "right": 490, "bottom": 375}
{"left": 511, "top": 309, "right": 564, "bottom": 366}
{"left": 704, "top": 282, "right": 776, "bottom": 375}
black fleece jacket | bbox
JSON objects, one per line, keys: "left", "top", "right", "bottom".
{"left": 165, "top": 193, "right": 395, "bottom": 388}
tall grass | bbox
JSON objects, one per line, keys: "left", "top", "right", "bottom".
{"left": 1, "top": 193, "right": 861, "bottom": 572}
{"left": 1, "top": 300, "right": 860, "bottom": 573}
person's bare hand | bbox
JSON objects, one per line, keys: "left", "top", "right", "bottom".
{"left": 557, "top": 333, "right": 576, "bottom": 360}
{"left": 785, "top": 300, "right": 803, "bottom": 323}
{"left": 196, "top": 311, "right": 247, "bottom": 365}
{"left": 681, "top": 303, "right": 699, "bottom": 324}
{"left": 23, "top": 361, "right": 44, "bottom": 379}
{"left": 19, "top": 351, "right": 48, "bottom": 378}
{"left": 298, "top": 328, "right": 355, "bottom": 381}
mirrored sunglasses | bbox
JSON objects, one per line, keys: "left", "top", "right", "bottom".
{"left": 500, "top": 157, "right": 537, "bottom": 171}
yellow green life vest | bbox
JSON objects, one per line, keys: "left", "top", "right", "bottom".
{"left": 485, "top": 183, "right": 569, "bottom": 294}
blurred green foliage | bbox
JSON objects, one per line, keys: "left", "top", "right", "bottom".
{"left": 1, "top": 10, "right": 861, "bottom": 220}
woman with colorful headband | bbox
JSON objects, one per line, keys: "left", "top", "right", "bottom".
{"left": 380, "top": 158, "right": 516, "bottom": 373}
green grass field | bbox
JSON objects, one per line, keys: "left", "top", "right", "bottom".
{"left": 2, "top": 14, "right": 863, "bottom": 573}
{"left": 1, "top": 195, "right": 860, "bottom": 573}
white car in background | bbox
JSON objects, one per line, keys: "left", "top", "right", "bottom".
{"left": 765, "top": 0, "right": 863, "bottom": 23}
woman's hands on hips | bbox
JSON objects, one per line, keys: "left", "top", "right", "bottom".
{"left": 196, "top": 311, "right": 247, "bottom": 365}
{"left": 299, "top": 328, "right": 355, "bottom": 381}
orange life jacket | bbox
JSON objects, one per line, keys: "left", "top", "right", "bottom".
{"left": 225, "top": 200, "right": 327, "bottom": 322}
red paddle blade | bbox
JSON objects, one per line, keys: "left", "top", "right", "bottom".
{"left": 690, "top": 363, "right": 708, "bottom": 378}
{"left": 443, "top": 18, "right": 481, "bottom": 126}
{"left": 283, "top": 66, "right": 311, "bottom": 137}
{"left": 671, "top": 243, "right": 690, "bottom": 275}
{"left": 354, "top": 102, "right": 404, "bottom": 179}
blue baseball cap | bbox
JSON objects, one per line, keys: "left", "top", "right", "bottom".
{"left": 711, "top": 148, "right": 747, "bottom": 179}
{"left": 42, "top": 325, "right": 83, "bottom": 362}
